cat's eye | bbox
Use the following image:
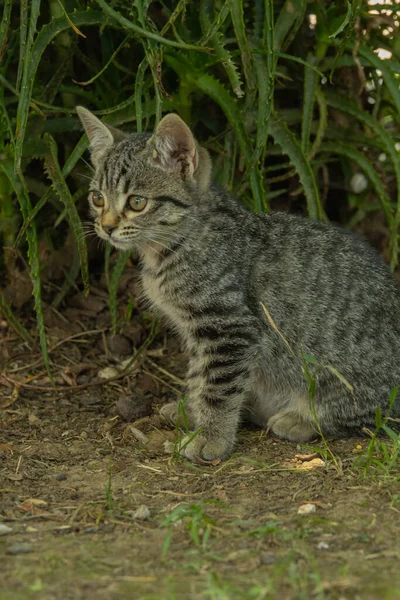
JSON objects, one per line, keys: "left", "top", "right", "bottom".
{"left": 128, "top": 196, "right": 148, "bottom": 212}
{"left": 91, "top": 191, "right": 104, "bottom": 208}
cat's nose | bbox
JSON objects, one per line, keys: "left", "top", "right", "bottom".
{"left": 102, "top": 224, "right": 116, "bottom": 235}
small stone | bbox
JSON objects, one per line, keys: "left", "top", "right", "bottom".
{"left": 79, "top": 395, "right": 100, "bottom": 407}
{"left": 104, "top": 333, "right": 132, "bottom": 357}
{"left": 84, "top": 526, "right": 99, "bottom": 534}
{"left": 116, "top": 395, "right": 152, "bottom": 422}
{"left": 163, "top": 440, "right": 175, "bottom": 454}
{"left": 317, "top": 541, "right": 329, "bottom": 550}
{"left": 298, "top": 503, "right": 316, "bottom": 515}
{"left": 7, "top": 543, "right": 33, "bottom": 555}
{"left": 299, "top": 457, "right": 325, "bottom": 470}
{"left": 26, "top": 527, "right": 38, "bottom": 533}
{"left": 98, "top": 366, "right": 119, "bottom": 380}
{"left": 55, "top": 474, "right": 67, "bottom": 481}
{"left": 350, "top": 172, "right": 368, "bottom": 194}
{"left": 0, "top": 523, "right": 12, "bottom": 536}
{"left": 132, "top": 505, "right": 151, "bottom": 520}
{"left": 128, "top": 426, "right": 148, "bottom": 444}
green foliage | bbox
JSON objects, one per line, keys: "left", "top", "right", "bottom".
{"left": 161, "top": 500, "right": 226, "bottom": 557}
{"left": 0, "top": 0, "right": 399, "bottom": 355}
{"left": 354, "top": 388, "right": 400, "bottom": 479}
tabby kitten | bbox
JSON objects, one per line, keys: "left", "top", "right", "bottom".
{"left": 77, "top": 106, "right": 400, "bottom": 461}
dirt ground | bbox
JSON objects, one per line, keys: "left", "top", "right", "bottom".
{"left": 1, "top": 266, "right": 400, "bottom": 600}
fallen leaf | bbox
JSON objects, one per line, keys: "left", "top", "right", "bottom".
{"left": 295, "top": 452, "right": 319, "bottom": 461}
{"left": 0, "top": 444, "right": 13, "bottom": 454}
{"left": 0, "top": 385, "right": 19, "bottom": 408}
{"left": 19, "top": 499, "right": 50, "bottom": 516}
{"left": 298, "top": 458, "right": 325, "bottom": 470}
{"left": 23, "top": 498, "right": 48, "bottom": 506}
{"left": 298, "top": 503, "right": 316, "bottom": 515}
{"left": 7, "top": 473, "right": 23, "bottom": 481}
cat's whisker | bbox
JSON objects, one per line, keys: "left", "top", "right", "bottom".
{"left": 75, "top": 172, "right": 93, "bottom": 181}
{"left": 80, "top": 156, "right": 95, "bottom": 173}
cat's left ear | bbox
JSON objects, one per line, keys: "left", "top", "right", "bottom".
{"left": 76, "top": 106, "right": 125, "bottom": 167}
{"left": 149, "top": 114, "right": 211, "bottom": 190}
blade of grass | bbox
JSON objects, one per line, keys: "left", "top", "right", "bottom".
{"left": 95, "top": 0, "right": 210, "bottom": 51}
{"left": 43, "top": 134, "right": 89, "bottom": 295}
{"left": 1, "top": 159, "right": 52, "bottom": 380}
{"left": 0, "top": 290, "right": 33, "bottom": 346}
{"left": 14, "top": 8, "right": 106, "bottom": 174}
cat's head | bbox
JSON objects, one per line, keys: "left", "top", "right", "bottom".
{"left": 76, "top": 107, "right": 211, "bottom": 251}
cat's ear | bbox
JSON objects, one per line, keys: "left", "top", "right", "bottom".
{"left": 149, "top": 114, "right": 211, "bottom": 190}
{"left": 76, "top": 106, "right": 124, "bottom": 167}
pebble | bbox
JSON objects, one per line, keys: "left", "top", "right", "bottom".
{"left": 163, "top": 440, "right": 175, "bottom": 454}
{"left": 84, "top": 526, "right": 99, "bottom": 534}
{"left": 131, "top": 505, "right": 151, "bottom": 521}
{"left": 115, "top": 395, "right": 152, "bottom": 422}
{"left": 350, "top": 172, "right": 368, "bottom": 194}
{"left": 104, "top": 333, "right": 132, "bottom": 357}
{"left": 317, "top": 541, "right": 330, "bottom": 550}
{"left": 0, "top": 523, "right": 12, "bottom": 536}
{"left": 98, "top": 366, "right": 119, "bottom": 380}
{"left": 298, "top": 503, "right": 316, "bottom": 515}
{"left": 7, "top": 543, "right": 33, "bottom": 555}
{"left": 55, "top": 474, "right": 67, "bottom": 481}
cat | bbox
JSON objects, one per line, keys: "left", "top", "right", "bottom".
{"left": 77, "top": 106, "right": 400, "bottom": 462}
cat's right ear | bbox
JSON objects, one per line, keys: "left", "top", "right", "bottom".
{"left": 76, "top": 106, "right": 116, "bottom": 167}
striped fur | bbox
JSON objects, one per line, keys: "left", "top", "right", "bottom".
{"left": 78, "top": 109, "right": 400, "bottom": 461}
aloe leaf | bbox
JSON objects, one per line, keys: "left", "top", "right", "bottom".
{"left": 199, "top": 3, "right": 244, "bottom": 98}
{"left": 14, "top": 9, "right": 106, "bottom": 174}
{"left": 276, "top": 52, "right": 324, "bottom": 78}
{"left": 301, "top": 55, "right": 318, "bottom": 155}
{"left": 43, "top": 134, "right": 89, "bottom": 295}
{"left": 269, "top": 114, "right": 322, "bottom": 220}
{"left": 230, "top": 0, "right": 254, "bottom": 93}
{"left": 0, "top": 0, "right": 13, "bottom": 65}
{"left": 0, "top": 159, "right": 52, "bottom": 379}
{"left": 198, "top": 0, "right": 231, "bottom": 46}
{"left": 308, "top": 88, "right": 327, "bottom": 161}
{"left": 135, "top": 58, "right": 149, "bottom": 133}
{"left": 274, "top": 0, "right": 307, "bottom": 52}
{"left": 95, "top": 0, "right": 208, "bottom": 51}
{"left": 109, "top": 251, "right": 132, "bottom": 335}
{"left": 329, "top": 0, "right": 352, "bottom": 38}
{"left": 75, "top": 35, "right": 131, "bottom": 86}
{"left": 0, "top": 290, "right": 33, "bottom": 347}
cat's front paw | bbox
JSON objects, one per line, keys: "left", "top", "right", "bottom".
{"left": 159, "top": 401, "right": 195, "bottom": 429}
{"left": 179, "top": 432, "right": 233, "bottom": 462}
